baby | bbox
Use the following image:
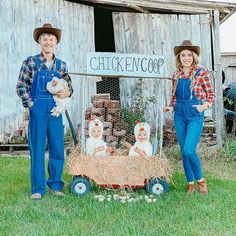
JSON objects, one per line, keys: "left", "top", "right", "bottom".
{"left": 86, "top": 119, "right": 113, "bottom": 156}
{"left": 46, "top": 75, "right": 70, "bottom": 117}
{"left": 128, "top": 122, "right": 153, "bottom": 157}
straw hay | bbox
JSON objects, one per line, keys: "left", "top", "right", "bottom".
{"left": 66, "top": 145, "right": 172, "bottom": 187}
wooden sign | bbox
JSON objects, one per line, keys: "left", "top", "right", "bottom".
{"left": 87, "top": 52, "right": 164, "bottom": 78}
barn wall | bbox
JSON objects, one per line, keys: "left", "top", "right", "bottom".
{"left": 221, "top": 54, "right": 236, "bottom": 85}
{"left": 113, "top": 13, "right": 212, "bottom": 126}
{"left": 0, "top": 0, "right": 96, "bottom": 142}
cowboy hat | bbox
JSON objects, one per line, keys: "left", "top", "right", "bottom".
{"left": 174, "top": 40, "right": 200, "bottom": 56}
{"left": 33, "top": 23, "right": 61, "bottom": 43}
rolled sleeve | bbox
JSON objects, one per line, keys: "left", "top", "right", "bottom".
{"left": 60, "top": 62, "right": 73, "bottom": 96}
{"left": 200, "top": 71, "right": 215, "bottom": 106}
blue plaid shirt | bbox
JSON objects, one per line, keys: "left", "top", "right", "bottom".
{"left": 16, "top": 53, "right": 73, "bottom": 108}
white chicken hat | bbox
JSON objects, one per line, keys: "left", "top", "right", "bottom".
{"left": 88, "top": 118, "right": 104, "bottom": 139}
{"left": 134, "top": 122, "right": 151, "bottom": 142}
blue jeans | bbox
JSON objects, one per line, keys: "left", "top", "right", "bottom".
{"left": 174, "top": 112, "right": 204, "bottom": 182}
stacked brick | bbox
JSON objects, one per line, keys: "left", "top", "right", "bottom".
{"left": 201, "top": 122, "right": 217, "bottom": 146}
{"left": 81, "top": 94, "right": 128, "bottom": 148}
{"left": 7, "top": 109, "right": 29, "bottom": 144}
{"left": 163, "top": 118, "right": 217, "bottom": 147}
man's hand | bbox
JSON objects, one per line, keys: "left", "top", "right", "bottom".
{"left": 163, "top": 106, "right": 174, "bottom": 112}
{"left": 56, "top": 89, "right": 70, "bottom": 98}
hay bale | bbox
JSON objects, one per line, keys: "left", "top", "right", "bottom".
{"left": 66, "top": 148, "right": 171, "bottom": 187}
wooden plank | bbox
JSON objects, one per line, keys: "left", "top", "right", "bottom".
{"left": 221, "top": 54, "right": 236, "bottom": 84}
{"left": 212, "top": 10, "right": 223, "bottom": 147}
{"left": 74, "top": 0, "right": 236, "bottom": 15}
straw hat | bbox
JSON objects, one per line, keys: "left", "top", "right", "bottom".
{"left": 33, "top": 23, "right": 61, "bottom": 43}
{"left": 174, "top": 40, "right": 200, "bottom": 56}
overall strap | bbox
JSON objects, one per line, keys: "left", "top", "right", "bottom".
{"left": 189, "top": 68, "right": 202, "bottom": 100}
{"left": 34, "top": 55, "right": 42, "bottom": 71}
{"left": 55, "top": 58, "right": 62, "bottom": 71}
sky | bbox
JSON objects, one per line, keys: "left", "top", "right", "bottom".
{"left": 212, "top": 0, "right": 236, "bottom": 52}
{"left": 220, "top": 12, "right": 236, "bottom": 52}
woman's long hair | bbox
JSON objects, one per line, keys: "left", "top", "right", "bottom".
{"left": 172, "top": 51, "right": 199, "bottom": 97}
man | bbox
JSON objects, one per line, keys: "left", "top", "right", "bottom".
{"left": 16, "top": 23, "right": 73, "bottom": 200}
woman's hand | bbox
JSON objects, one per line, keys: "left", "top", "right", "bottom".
{"left": 56, "top": 89, "right": 70, "bottom": 98}
{"left": 192, "top": 103, "right": 209, "bottom": 113}
{"left": 163, "top": 106, "right": 174, "bottom": 112}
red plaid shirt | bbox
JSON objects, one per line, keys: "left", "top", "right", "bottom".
{"left": 169, "top": 66, "right": 215, "bottom": 107}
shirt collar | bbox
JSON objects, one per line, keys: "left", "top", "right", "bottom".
{"left": 178, "top": 66, "right": 199, "bottom": 78}
{"left": 39, "top": 52, "right": 56, "bottom": 63}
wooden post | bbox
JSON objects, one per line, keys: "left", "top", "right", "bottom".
{"left": 81, "top": 76, "right": 86, "bottom": 151}
{"left": 212, "top": 10, "right": 223, "bottom": 147}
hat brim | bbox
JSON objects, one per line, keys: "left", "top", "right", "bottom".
{"left": 33, "top": 27, "right": 61, "bottom": 44}
{"left": 174, "top": 46, "right": 200, "bottom": 56}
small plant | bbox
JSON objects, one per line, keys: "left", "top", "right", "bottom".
{"left": 220, "top": 138, "right": 236, "bottom": 161}
{"left": 64, "top": 129, "right": 73, "bottom": 143}
{"left": 121, "top": 78, "right": 158, "bottom": 135}
{"left": 122, "top": 108, "right": 145, "bottom": 133}
{"left": 223, "top": 96, "right": 234, "bottom": 106}
{"left": 121, "top": 78, "right": 146, "bottom": 134}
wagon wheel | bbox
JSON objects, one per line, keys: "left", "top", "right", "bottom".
{"left": 146, "top": 178, "right": 169, "bottom": 195}
{"left": 70, "top": 176, "right": 92, "bottom": 196}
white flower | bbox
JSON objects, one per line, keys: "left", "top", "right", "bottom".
{"left": 146, "top": 198, "right": 152, "bottom": 203}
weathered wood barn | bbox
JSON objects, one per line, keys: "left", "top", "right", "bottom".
{"left": 221, "top": 52, "right": 236, "bottom": 85}
{"left": 0, "top": 0, "right": 236, "bottom": 146}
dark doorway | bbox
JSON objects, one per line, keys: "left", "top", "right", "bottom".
{"left": 94, "top": 7, "right": 120, "bottom": 100}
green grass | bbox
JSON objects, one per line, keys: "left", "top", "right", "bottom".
{"left": 0, "top": 156, "right": 236, "bottom": 236}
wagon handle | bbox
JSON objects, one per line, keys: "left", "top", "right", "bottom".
{"left": 65, "top": 110, "right": 78, "bottom": 145}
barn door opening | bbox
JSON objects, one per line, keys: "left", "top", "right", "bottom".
{"left": 94, "top": 8, "right": 120, "bottom": 100}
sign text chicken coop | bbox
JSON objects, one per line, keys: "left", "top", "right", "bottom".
{"left": 87, "top": 52, "right": 164, "bottom": 78}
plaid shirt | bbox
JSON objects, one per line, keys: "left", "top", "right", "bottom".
{"left": 16, "top": 53, "right": 73, "bottom": 108}
{"left": 169, "top": 66, "right": 215, "bottom": 107}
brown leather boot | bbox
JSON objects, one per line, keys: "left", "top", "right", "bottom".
{"left": 197, "top": 179, "right": 208, "bottom": 195}
{"left": 187, "top": 184, "right": 195, "bottom": 194}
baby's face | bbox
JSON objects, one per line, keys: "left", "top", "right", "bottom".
{"left": 92, "top": 126, "right": 102, "bottom": 138}
{"left": 137, "top": 130, "right": 147, "bottom": 142}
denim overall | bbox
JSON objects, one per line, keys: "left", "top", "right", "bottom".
{"left": 28, "top": 56, "right": 64, "bottom": 194}
{"left": 174, "top": 69, "right": 204, "bottom": 182}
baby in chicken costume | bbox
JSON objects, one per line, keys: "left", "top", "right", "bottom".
{"left": 128, "top": 122, "right": 153, "bottom": 157}
{"left": 86, "top": 119, "right": 112, "bottom": 156}
{"left": 46, "top": 76, "right": 70, "bottom": 117}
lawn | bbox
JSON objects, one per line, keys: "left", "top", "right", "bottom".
{"left": 0, "top": 152, "right": 235, "bottom": 236}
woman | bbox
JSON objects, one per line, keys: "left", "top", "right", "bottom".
{"left": 16, "top": 23, "right": 73, "bottom": 200}
{"left": 164, "top": 40, "right": 215, "bottom": 195}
